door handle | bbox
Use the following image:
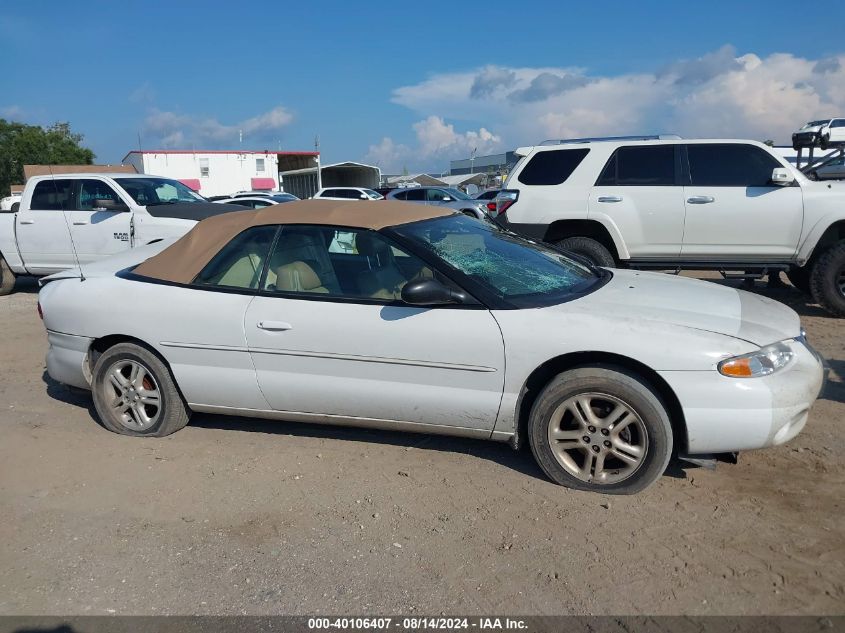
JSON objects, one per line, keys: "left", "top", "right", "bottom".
{"left": 19, "top": 219, "right": 35, "bottom": 225}
{"left": 597, "top": 196, "right": 623, "bottom": 203}
{"left": 257, "top": 320, "right": 293, "bottom": 331}
{"left": 72, "top": 220, "right": 89, "bottom": 225}
{"left": 687, "top": 196, "right": 715, "bottom": 204}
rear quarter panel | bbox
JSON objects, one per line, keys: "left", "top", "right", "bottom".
{"left": 41, "top": 276, "right": 266, "bottom": 410}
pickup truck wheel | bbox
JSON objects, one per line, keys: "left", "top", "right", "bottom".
{"left": 786, "top": 267, "right": 811, "bottom": 294}
{"left": 809, "top": 241, "right": 845, "bottom": 317}
{"left": 555, "top": 237, "right": 615, "bottom": 268}
{"left": 91, "top": 342, "right": 191, "bottom": 437}
{"left": 0, "top": 255, "right": 16, "bottom": 296}
{"left": 528, "top": 367, "right": 673, "bottom": 495}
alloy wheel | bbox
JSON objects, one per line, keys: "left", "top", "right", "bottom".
{"left": 102, "top": 359, "right": 162, "bottom": 431}
{"left": 546, "top": 392, "right": 648, "bottom": 484}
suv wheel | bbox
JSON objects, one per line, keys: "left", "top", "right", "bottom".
{"left": 528, "top": 367, "right": 673, "bottom": 494}
{"left": 0, "top": 255, "right": 16, "bottom": 296}
{"left": 809, "top": 241, "right": 845, "bottom": 316}
{"left": 555, "top": 236, "right": 615, "bottom": 268}
{"left": 91, "top": 342, "right": 191, "bottom": 437}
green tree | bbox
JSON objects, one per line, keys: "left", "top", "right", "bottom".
{"left": 0, "top": 119, "right": 95, "bottom": 196}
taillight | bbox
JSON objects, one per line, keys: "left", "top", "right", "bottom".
{"left": 486, "top": 201, "right": 497, "bottom": 212}
{"left": 37, "top": 301, "right": 43, "bottom": 320}
{"left": 493, "top": 189, "right": 519, "bottom": 217}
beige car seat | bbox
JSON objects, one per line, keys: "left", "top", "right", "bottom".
{"left": 355, "top": 233, "right": 409, "bottom": 300}
{"left": 274, "top": 261, "right": 329, "bottom": 294}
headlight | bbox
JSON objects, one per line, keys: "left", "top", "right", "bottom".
{"left": 718, "top": 342, "right": 794, "bottom": 378}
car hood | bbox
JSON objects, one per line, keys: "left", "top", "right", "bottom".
{"left": 143, "top": 201, "right": 245, "bottom": 221}
{"left": 568, "top": 269, "right": 800, "bottom": 346}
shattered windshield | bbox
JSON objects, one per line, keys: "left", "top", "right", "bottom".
{"left": 393, "top": 214, "right": 601, "bottom": 307}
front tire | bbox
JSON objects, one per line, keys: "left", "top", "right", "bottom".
{"left": 91, "top": 342, "right": 191, "bottom": 437}
{"left": 809, "top": 241, "right": 845, "bottom": 317}
{"left": 0, "top": 254, "right": 16, "bottom": 296}
{"left": 528, "top": 367, "right": 673, "bottom": 494}
{"left": 555, "top": 236, "right": 616, "bottom": 268}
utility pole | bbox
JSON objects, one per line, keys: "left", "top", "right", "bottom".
{"left": 470, "top": 147, "right": 477, "bottom": 174}
{"left": 314, "top": 135, "right": 322, "bottom": 193}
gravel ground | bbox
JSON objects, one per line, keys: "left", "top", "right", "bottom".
{"left": 0, "top": 275, "right": 843, "bottom": 616}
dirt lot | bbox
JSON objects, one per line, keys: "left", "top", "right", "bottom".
{"left": 0, "top": 275, "right": 842, "bottom": 616}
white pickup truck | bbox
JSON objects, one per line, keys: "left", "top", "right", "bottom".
{"left": 0, "top": 173, "right": 244, "bottom": 294}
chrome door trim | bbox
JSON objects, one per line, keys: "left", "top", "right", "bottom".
{"left": 160, "top": 341, "right": 498, "bottom": 373}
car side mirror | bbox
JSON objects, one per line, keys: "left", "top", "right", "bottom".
{"left": 401, "top": 279, "right": 466, "bottom": 306}
{"left": 360, "top": 193, "right": 368, "bottom": 200}
{"left": 770, "top": 168, "right": 794, "bottom": 186}
{"left": 93, "top": 198, "right": 129, "bottom": 212}
{"left": 441, "top": 196, "right": 452, "bottom": 202}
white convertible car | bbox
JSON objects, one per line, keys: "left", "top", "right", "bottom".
{"left": 38, "top": 201, "right": 825, "bottom": 494}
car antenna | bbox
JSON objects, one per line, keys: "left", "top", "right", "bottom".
{"left": 48, "top": 165, "right": 86, "bottom": 282}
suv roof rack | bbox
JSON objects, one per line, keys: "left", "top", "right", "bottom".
{"left": 539, "top": 134, "right": 682, "bottom": 146}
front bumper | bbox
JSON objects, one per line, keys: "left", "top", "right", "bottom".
{"left": 46, "top": 330, "right": 93, "bottom": 390}
{"left": 659, "top": 338, "right": 825, "bottom": 454}
{"left": 792, "top": 132, "right": 819, "bottom": 147}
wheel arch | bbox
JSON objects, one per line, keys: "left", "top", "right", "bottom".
{"left": 512, "top": 351, "right": 687, "bottom": 455}
{"left": 88, "top": 334, "right": 176, "bottom": 385}
{"left": 543, "top": 219, "right": 627, "bottom": 261}
{"left": 799, "top": 218, "right": 845, "bottom": 265}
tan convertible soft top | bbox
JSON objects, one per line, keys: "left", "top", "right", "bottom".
{"left": 133, "top": 199, "right": 454, "bottom": 284}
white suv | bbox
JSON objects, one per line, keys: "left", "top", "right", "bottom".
{"left": 494, "top": 136, "right": 845, "bottom": 316}
{"left": 792, "top": 118, "right": 845, "bottom": 150}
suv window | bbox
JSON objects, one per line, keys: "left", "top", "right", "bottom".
{"left": 30, "top": 179, "right": 74, "bottom": 210}
{"left": 193, "top": 225, "right": 278, "bottom": 290}
{"left": 405, "top": 189, "right": 425, "bottom": 201}
{"left": 596, "top": 145, "right": 675, "bottom": 186}
{"left": 391, "top": 190, "right": 407, "bottom": 200}
{"left": 77, "top": 179, "right": 122, "bottom": 210}
{"left": 830, "top": 119, "right": 845, "bottom": 128}
{"left": 687, "top": 143, "right": 781, "bottom": 187}
{"left": 320, "top": 189, "right": 340, "bottom": 198}
{"left": 518, "top": 148, "right": 589, "bottom": 186}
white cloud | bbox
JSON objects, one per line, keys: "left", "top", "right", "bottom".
{"left": 413, "top": 116, "right": 500, "bottom": 157}
{"left": 364, "top": 116, "right": 501, "bottom": 173}
{"left": 364, "top": 137, "right": 411, "bottom": 170}
{"left": 0, "top": 105, "right": 25, "bottom": 119}
{"left": 129, "top": 83, "right": 156, "bottom": 104}
{"left": 143, "top": 106, "right": 293, "bottom": 148}
{"left": 378, "top": 48, "right": 845, "bottom": 162}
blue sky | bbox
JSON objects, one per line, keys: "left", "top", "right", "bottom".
{"left": 2, "top": 0, "right": 843, "bottom": 173}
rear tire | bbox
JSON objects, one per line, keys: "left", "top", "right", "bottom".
{"left": 809, "top": 241, "right": 845, "bottom": 317}
{"left": 0, "top": 255, "right": 16, "bottom": 296}
{"left": 91, "top": 342, "right": 191, "bottom": 437}
{"left": 786, "top": 266, "right": 811, "bottom": 293}
{"left": 528, "top": 367, "right": 673, "bottom": 495}
{"left": 555, "top": 236, "right": 615, "bottom": 268}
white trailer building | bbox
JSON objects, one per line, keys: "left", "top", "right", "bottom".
{"left": 123, "top": 150, "right": 315, "bottom": 197}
